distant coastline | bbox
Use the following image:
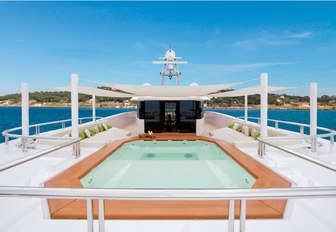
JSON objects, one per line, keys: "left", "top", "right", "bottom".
{"left": 1, "top": 91, "right": 335, "bottom": 110}
{"left": 0, "top": 104, "right": 335, "bottom": 111}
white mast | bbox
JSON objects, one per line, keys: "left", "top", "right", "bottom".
{"left": 153, "top": 44, "right": 188, "bottom": 86}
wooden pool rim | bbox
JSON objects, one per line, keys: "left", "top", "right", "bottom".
{"left": 44, "top": 134, "right": 292, "bottom": 219}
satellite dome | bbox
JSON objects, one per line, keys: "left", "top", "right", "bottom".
{"left": 165, "top": 49, "right": 176, "bottom": 61}
{"left": 143, "top": 83, "right": 152, "bottom": 86}
{"left": 189, "top": 82, "right": 199, "bottom": 86}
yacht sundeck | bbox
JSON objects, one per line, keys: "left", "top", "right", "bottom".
{"left": 0, "top": 47, "right": 336, "bottom": 232}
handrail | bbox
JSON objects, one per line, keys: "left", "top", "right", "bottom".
{"left": 2, "top": 116, "right": 103, "bottom": 135}
{"left": 0, "top": 138, "right": 81, "bottom": 172}
{"left": 0, "top": 185, "right": 336, "bottom": 232}
{"left": 257, "top": 138, "right": 336, "bottom": 172}
{"left": 237, "top": 116, "right": 335, "bottom": 151}
{"left": 0, "top": 186, "right": 336, "bottom": 200}
{"left": 1, "top": 116, "right": 103, "bottom": 152}
{"left": 238, "top": 116, "right": 334, "bottom": 133}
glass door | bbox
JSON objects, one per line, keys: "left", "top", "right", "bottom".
{"left": 163, "top": 102, "right": 177, "bottom": 132}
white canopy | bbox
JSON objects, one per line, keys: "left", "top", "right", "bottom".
{"left": 208, "top": 85, "right": 297, "bottom": 98}
{"left": 54, "top": 84, "right": 298, "bottom": 100}
{"left": 93, "top": 81, "right": 244, "bottom": 97}
{"left": 54, "top": 85, "right": 134, "bottom": 98}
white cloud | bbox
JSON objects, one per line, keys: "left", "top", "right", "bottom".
{"left": 287, "top": 31, "right": 313, "bottom": 39}
{"left": 233, "top": 30, "right": 313, "bottom": 49}
{"left": 234, "top": 38, "right": 297, "bottom": 48}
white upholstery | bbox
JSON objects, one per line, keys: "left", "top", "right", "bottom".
{"left": 210, "top": 127, "right": 255, "bottom": 144}
{"left": 209, "top": 124, "right": 304, "bottom": 148}
{"left": 80, "top": 127, "right": 131, "bottom": 148}
{"left": 37, "top": 117, "right": 133, "bottom": 148}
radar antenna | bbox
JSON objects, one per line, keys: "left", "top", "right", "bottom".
{"left": 152, "top": 44, "right": 188, "bottom": 86}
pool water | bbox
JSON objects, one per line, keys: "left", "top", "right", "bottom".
{"left": 80, "top": 140, "right": 256, "bottom": 189}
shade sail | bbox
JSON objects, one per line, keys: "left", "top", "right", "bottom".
{"left": 93, "top": 81, "right": 244, "bottom": 97}
{"left": 208, "top": 86, "right": 298, "bottom": 98}
{"left": 54, "top": 86, "right": 134, "bottom": 98}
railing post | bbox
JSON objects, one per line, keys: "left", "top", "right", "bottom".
{"left": 240, "top": 200, "right": 246, "bottom": 232}
{"left": 228, "top": 200, "right": 235, "bottom": 232}
{"left": 21, "top": 137, "right": 28, "bottom": 152}
{"left": 258, "top": 141, "right": 265, "bottom": 158}
{"left": 257, "top": 119, "right": 261, "bottom": 125}
{"left": 62, "top": 121, "right": 66, "bottom": 129}
{"left": 330, "top": 130, "right": 335, "bottom": 145}
{"left": 35, "top": 125, "right": 40, "bottom": 134}
{"left": 87, "top": 199, "right": 94, "bottom": 232}
{"left": 73, "top": 141, "right": 81, "bottom": 158}
{"left": 275, "top": 121, "right": 279, "bottom": 129}
{"left": 300, "top": 125, "right": 304, "bottom": 135}
{"left": 80, "top": 118, "right": 83, "bottom": 125}
{"left": 5, "top": 135, "right": 9, "bottom": 145}
{"left": 98, "top": 199, "right": 105, "bottom": 232}
{"left": 311, "top": 136, "right": 317, "bottom": 153}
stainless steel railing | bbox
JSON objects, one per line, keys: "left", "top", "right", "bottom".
{"left": 0, "top": 186, "right": 336, "bottom": 232}
{"left": 237, "top": 116, "right": 335, "bottom": 152}
{"left": 0, "top": 137, "right": 82, "bottom": 172}
{"left": 1, "top": 116, "right": 102, "bottom": 153}
{"left": 257, "top": 137, "right": 336, "bottom": 172}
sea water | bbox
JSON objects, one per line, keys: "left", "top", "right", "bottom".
{"left": 0, "top": 107, "right": 336, "bottom": 143}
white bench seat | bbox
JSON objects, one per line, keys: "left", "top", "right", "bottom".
{"left": 80, "top": 127, "right": 131, "bottom": 148}
{"left": 209, "top": 126, "right": 304, "bottom": 148}
{"left": 210, "top": 127, "right": 255, "bottom": 144}
{"left": 38, "top": 127, "right": 132, "bottom": 148}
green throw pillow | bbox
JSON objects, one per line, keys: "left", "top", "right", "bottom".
{"left": 106, "top": 123, "right": 112, "bottom": 129}
{"left": 98, "top": 125, "right": 104, "bottom": 132}
{"left": 78, "top": 130, "right": 86, "bottom": 139}
{"left": 228, "top": 123, "right": 234, "bottom": 129}
{"left": 236, "top": 125, "right": 242, "bottom": 132}
{"left": 89, "top": 128, "right": 96, "bottom": 136}
{"left": 254, "top": 131, "right": 261, "bottom": 140}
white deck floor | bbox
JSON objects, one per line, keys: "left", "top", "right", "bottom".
{"left": 0, "top": 114, "right": 336, "bottom": 232}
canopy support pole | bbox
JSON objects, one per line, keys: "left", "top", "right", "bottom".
{"left": 71, "top": 74, "right": 80, "bottom": 157}
{"left": 244, "top": 95, "right": 248, "bottom": 121}
{"left": 310, "top": 82, "right": 317, "bottom": 152}
{"left": 92, "top": 95, "right": 96, "bottom": 122}
{"left": 260, "top": 73, "right": 268, "bottom": 138}
{"left": 21, "top": 83, "right": 29, "bottom": 152}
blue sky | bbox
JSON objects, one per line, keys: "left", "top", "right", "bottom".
{"left": 0, "top": 2, "right": 336, "bottom": 96}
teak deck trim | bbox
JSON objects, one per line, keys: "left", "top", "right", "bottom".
{"left": 45, "top": 135, "right": 292, "bottom": 219}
